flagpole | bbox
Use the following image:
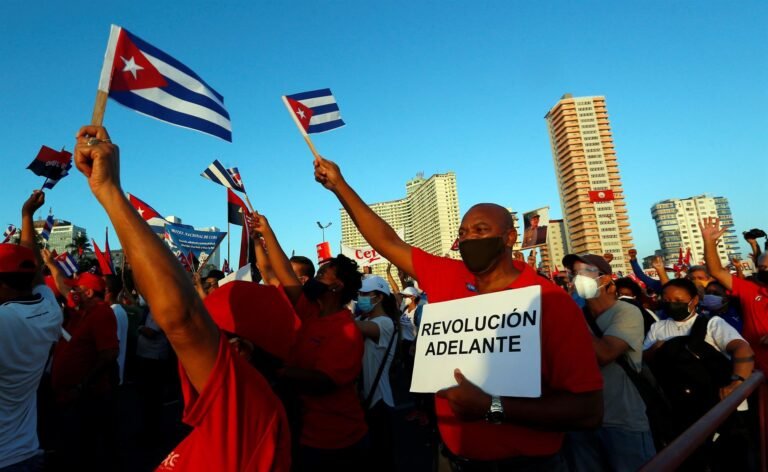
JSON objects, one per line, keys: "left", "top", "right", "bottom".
{"left": 227, "top": 222, "right": 231, "bottom": 267}
{"left": 281, "top": 96, "right": 321, "bottom": 161}
{"left": 40, "top": 178, "right": 49, "bottom": 191}
{"left": 92, "top": 90, "right": 108, "bottom": 126}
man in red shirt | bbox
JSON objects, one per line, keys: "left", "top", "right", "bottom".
{"left": 71, "top": 126, "right": 292, "bottom": 471}
{"left": 314, "top": 157, "right": 603, "bottom": 468}
{"left": 43, "top": 266, "right": 119, "bottom": 470}
{"left": 701, "top": 217, "right": 767, "bottom": 372}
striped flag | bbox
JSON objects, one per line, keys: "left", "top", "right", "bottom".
{"left": 284, "top": 88, "right": 345, "bottom": 134}
{"left": 97, "top": 25, "right": 232, "bottom": 142}
{"left": 55, "top": 253, "right": 79, "bottom": 278}
{"left": 2, "top": 225, "right": 16, "bottom": 244}
{"left": 127, "top": 193, "right": 167, "bottom": 234}
{"left": 201, "top": 159, "right": 245, "bottom": 192}
{"left": 41, "top": 215, "right": 55, "bottom": 241}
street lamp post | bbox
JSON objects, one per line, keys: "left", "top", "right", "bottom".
{"left": 316, "top": 221, "right": 332, "bottom": 242}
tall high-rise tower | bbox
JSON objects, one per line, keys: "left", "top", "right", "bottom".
{"left": 545, "top": 94, "right": 633, "bottom": 274}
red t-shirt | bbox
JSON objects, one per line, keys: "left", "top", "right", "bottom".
{"left": 412, "top": 248, "right": 603, "bottom": 460}
{"left": 51, "top": 301, "right": 118, "bottom": 402}
{"left": 730, "top": 277, "right": 768, "bottom": 371}
{"left": 288, "top": 295, "right": 367, "bottom": 449}
{"left": 156, "top": 333, "right": 291, "bottom": 472}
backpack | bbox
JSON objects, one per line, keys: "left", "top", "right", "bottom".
{"left": 584, "top": 306, "right": 677, "bottom": 450}
{"left": 647, "top": 315, "right": 732, "bottom": 433}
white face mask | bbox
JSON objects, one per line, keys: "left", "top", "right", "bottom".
{"left": 573, "top": 274, "right": 603, "bottom": 300}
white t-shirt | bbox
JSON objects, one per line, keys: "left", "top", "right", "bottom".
{"left": 644, "top": 314, "right": 748, "bottom": 410}
{"left": 111, "top": 304, "right": 129, "bottom": 385}
{"left": 136, "top": 311, "right": 170, "bottom": 361}
{"left": 400, "top": 307, "right": 417, "bottom": 342}
{"left": 360, "top": 316, "right": 397, "bottom": 408}
{"left": 0, "top": 285, "right": 63, "bottom": 468}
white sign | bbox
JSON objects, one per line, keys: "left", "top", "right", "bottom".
{"left": 410, "top": 286, "right": 542, "bottom": 397}
{"left": 219, "top": 263, "right": 253, "bottom": 286}
{"left": 341, "top": 228, "right": 405, "bottom": 267}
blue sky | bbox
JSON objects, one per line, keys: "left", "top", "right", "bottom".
{"left": 1, "top": 1, "right": 765, "bottom": 264}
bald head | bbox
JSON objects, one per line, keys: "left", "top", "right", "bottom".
{"left": 464, "top": 204, "right": 514, "bottom": 232}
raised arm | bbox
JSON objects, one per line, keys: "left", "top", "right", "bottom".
{"left": 249, "top": 212, "right": 302, "bottom": 304}
{"left": 20, "top": 191, "right": 45, "bottom": 286}
{"left": 628, "top": 249, "right": 663, "bottom": 293}
{"left": 699, "top": 217, "right": 732, "bottom": 290}
{"left": 314, "top": 157, "right": 415, "bottom": 277}
{"left": 41, "top": 248, "right": 69, "bottom": 295}
{"left": 251, "top": 234, "right": 280, "bottom": 287}
{"left": 651, "top": 256, "right": 670, "bottom": 285}
{"left": 73, "top": 126, "right": 219, "bottom": 394}
{"left": 386, "top": 264, "right": 403, "bottom": 305}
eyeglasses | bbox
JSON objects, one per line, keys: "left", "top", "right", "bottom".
{"left": 568, "top": 267, "right": 601, "bottom": 279}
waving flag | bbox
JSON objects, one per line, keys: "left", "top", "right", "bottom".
{"left": 27, "top": 146, "right": 73, "bottom": 189}
{"left": 55, "top": 253, "right": 79, "bottom": 278}
{"left": 92, "top": 236, "right": 115, "bottom": 276}
{"left": 283, "top": 88, "right": 344, "bottom": 134}
{"left": 2, "top": 225, "right": 17, "bottom": 244}
{"left": 97, "top": 25, "right": 232, "bottom": 141}
{"left": 41, "top": 214, "right": 55, "bottom": 241}
{"left": 201, "top": 159, "right": 245, "bottom": 192}
{"left": 227, "top": 189, "right": 248, "bottom": 226}
{"left": 127, "top": 193, "right": 167, "bottom": 234}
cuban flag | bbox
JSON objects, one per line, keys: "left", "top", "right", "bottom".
{"left": 283, "top": 88, "right": 345, "bottom": 134}
{"left": 41, "top": 214, "right": 55, "bottom": 241}
{"left": 127, "top": 193, "right": 167, "bottom": 234}
{"left": 97, "top": 25, "right": 232, "bottom": 142}
{"left": 201, "top": 159, "right": 246, "bottom": 192}
{"left": 55, "top": 253, "right": 79, "bottom": 278}
{"left": 2, "top": 225, "right": 17, "bottom": 244}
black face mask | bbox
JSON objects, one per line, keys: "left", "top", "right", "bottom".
{"left": 303, "top": 278, "right": 329, "bottom": 301}
{"left": 459, "top": 237, "right": 506, "bottom": 274}
{"left": 662, "top": 301, "right": 692, "bottom": 322}
{"left": 757, "top": 271, "right": 768, "bottom": 285}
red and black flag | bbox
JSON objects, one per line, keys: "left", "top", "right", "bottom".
{"left": 27, "top": 146, "right": 73, "bottom": 189}
{"left": 228, "top": 189, "right": 248, "bottom": 226}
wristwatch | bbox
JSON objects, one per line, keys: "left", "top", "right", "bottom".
{"left": 485, "top": 395, "right": 504, "bottom": 424}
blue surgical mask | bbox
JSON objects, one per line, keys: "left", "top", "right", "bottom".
{"left": 571, "top": 291, "right": 586, "bottom": 308}
{"left": 700, "top": 294, "right": 725, "bottom": 311}
{"left": 357, "top": 295, "right": 375, "bottom": 314}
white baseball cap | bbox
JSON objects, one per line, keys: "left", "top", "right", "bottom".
{"left": 360, "top": 275, "right": 391, "bottom": 295}
{"left": 400, "top": 286, "right": 420, "bottom": 297}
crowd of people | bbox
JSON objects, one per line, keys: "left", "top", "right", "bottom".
{"left": 1, "top": 125, "right": 767, "bottom": 471}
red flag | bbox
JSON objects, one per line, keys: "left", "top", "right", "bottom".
{"left": 316, "top": 242, "right": 332, "bottom": 264}
{"left": 588, "top": 190, "right": 615, "bottom": 203}
{"left": 104, "top": 228, "right": 115, "bottom": 273}
{"left": 227, "top": 189, "right": 248, "bottom": 226}
{"left": 683, "top": 248, "right": 692, "bottom": 268}
{"left": 285, "top": 98, "right": 314, "bottom": 132}
{"left": 92, "top": 239, "right": 114, "bottom": 276}
{"left": 108, "top": 29, "right": 168, "bottom": 92}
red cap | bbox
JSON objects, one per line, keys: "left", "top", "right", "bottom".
{"left": 0, "top": 244, "right": 36, "bottom": 273}
{"left": 65, "top": 272, "right": 106, "bottom": 293}
{"left": 203, "top": 281, "right": 301, "bottom": 361}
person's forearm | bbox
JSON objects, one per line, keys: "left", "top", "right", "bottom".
{"left": 731, "top": 344, "right": 755, "bottom": 380}
{"left": 704, "top": 239, "right": 732, "bottom": 288}
{"left": 96, "top": 187, "right": 210, "bottom": 334}
{"left": 45, "top": 261, "right": 70, "bottom": 296}
{"left": 657, "top": 267, "right": 670, "bottom": 285}
{"left": 20, "top": 207, "right": 44, "bottom": 285}
{"left": 333, "top": 181, "right": 414, "bottom": 275}
{"left": 501, "top": 390, "right": 602, "bottom": 430}
{"left": 260, "top": 229, "right": 300, "bottom": 289}
{"left": 253, "top": 239, "right": 279, "bottom": 286}
{"left": 631, "top": 259, "right": 662, "bottom": 292}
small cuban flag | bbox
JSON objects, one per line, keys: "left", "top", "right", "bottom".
{"left": 41, "top": 214, "right": 55, "bottom": 241}
{"left": 283, "top": 88, "right": 345, "bottom": 134}
{"left": 55, "top": 253, "right": 79, "bottom": 278}
{"left": 97, "top": 25, "right": 232, "bottom": 142}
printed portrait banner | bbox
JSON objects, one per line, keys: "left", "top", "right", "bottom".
{"left": 521, "top": 206, "right": 550, "bottom": 250}
{"left": 165, "top": 225, "right": 227, "bottom": 262}
{"left": 411, "top": 286, "right": 542, "bottom": 397}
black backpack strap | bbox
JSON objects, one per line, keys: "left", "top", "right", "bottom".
{"left": 582, "top": 306, "right": 604, "bottom": 337}
{"left": 363, "top": 324, "right": 398, "bottom": 410}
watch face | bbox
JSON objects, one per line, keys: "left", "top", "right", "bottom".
{"left": 487, "top": 411, "right": 504, "bottom": 424}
